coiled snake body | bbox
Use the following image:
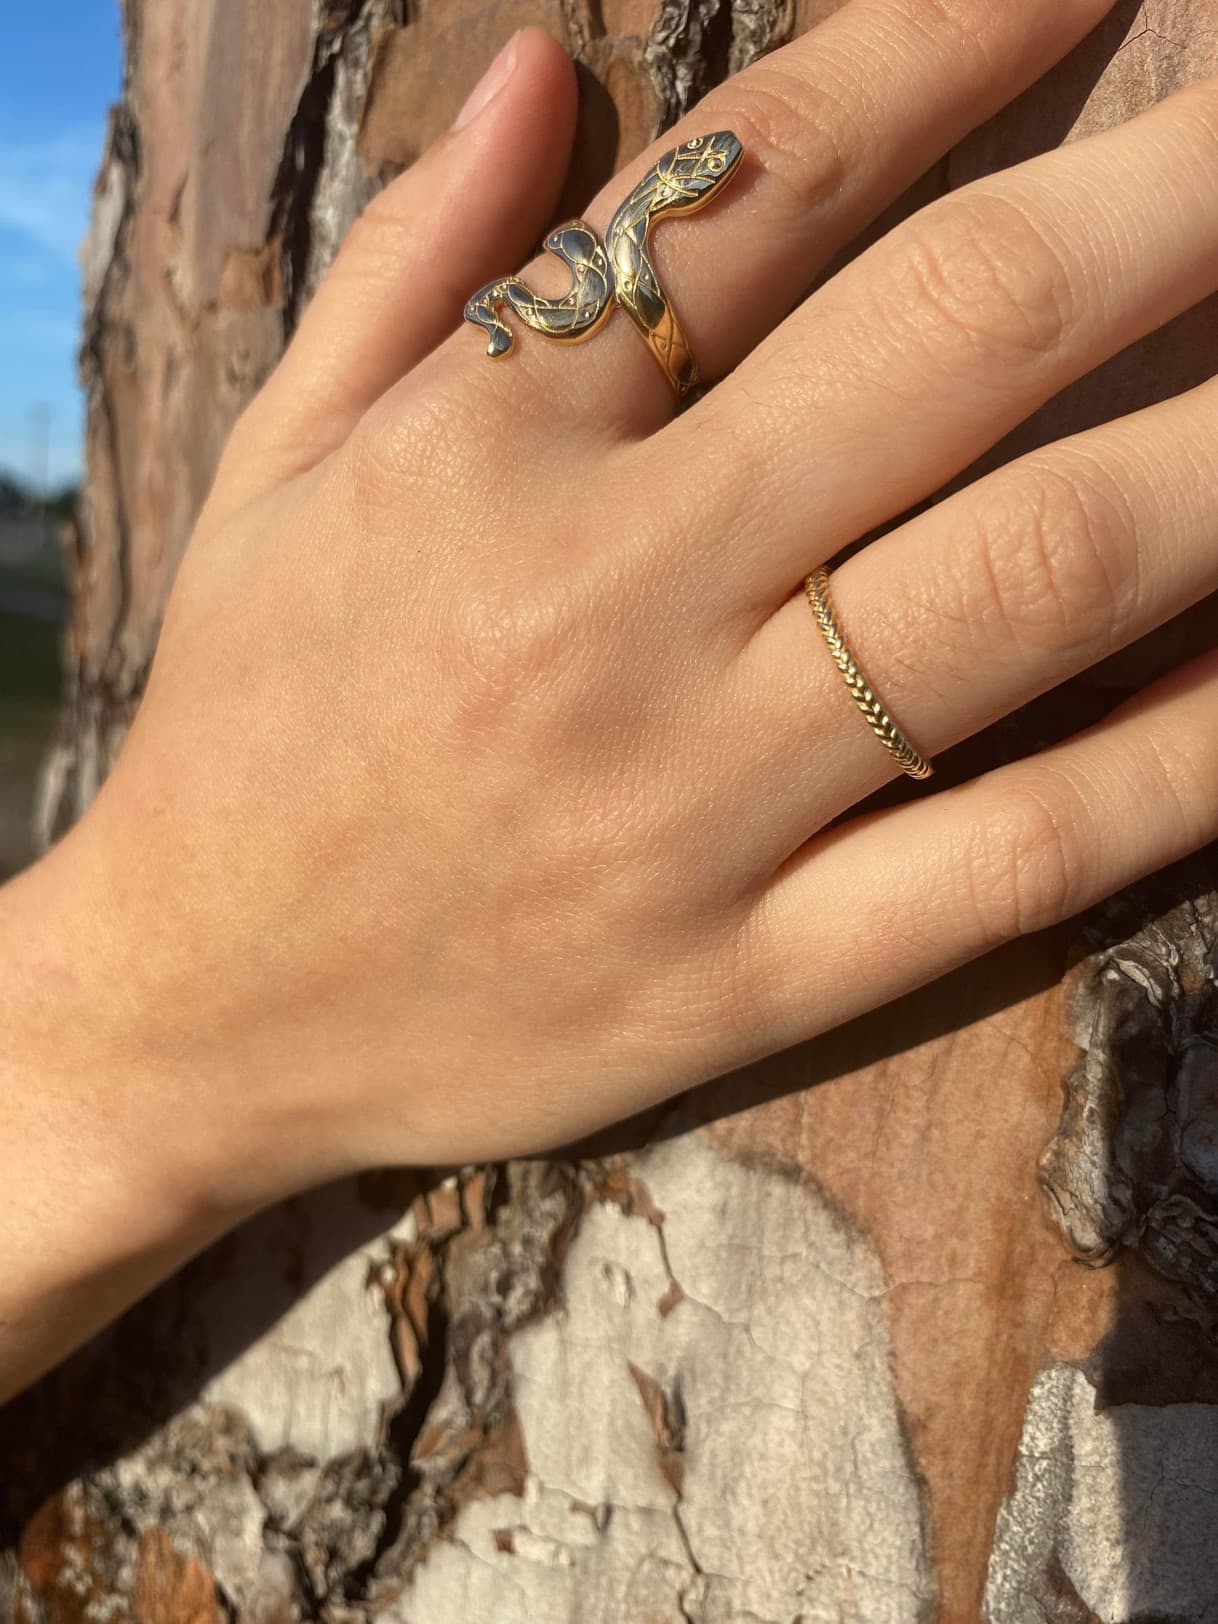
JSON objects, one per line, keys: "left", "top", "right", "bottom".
{"left": 463, "top": 132, "right": 743, "bottom": 400}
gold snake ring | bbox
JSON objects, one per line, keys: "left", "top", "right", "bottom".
{"left": 463, "top": 132, "right": 743, "bottom": 399}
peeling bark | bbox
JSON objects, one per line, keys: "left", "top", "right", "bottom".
{"left": 7, "top": 1, "right": 1218, "bottom": 1621}
{"left": 1040, "top": 887, "right": 1218, "bottom": 1291}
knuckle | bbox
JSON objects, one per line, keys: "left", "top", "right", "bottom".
{"left": 961, "top": 769, "right": 1093, "bottom": 945}
{"left": 894, "top": 192, "right": 1077, "bottom": 367}
{"left": 444, "top": 570, "right": 580, "bottom": 726}
{"left": 966, "top": 458, "right": 1140, "bottom": 659}
{"left": 709, "top": 66, "right": 855, "bottom": 218}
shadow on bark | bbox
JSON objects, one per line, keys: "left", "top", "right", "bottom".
{"left": 0, "top": 1174, "right": 424, "bottom": 1543}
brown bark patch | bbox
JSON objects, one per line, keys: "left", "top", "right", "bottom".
{"left": 18, "top": 1487, "right": 131, "bottom": 1624}
{"left": 359, "top": 6, "right": 569, "bottom": 172}
{"left": 216, "top": 242, "right": 283, "bottom": 311}
{"left": 133, "top": 1529, "right": 222, "bottom": 1624}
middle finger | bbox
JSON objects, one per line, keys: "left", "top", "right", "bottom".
{"left": 664, "top": 74, "right": 1218, "bottom": 616}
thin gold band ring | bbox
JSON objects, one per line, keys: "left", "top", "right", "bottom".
{"left": 804, "top": 567, "right": 935, "bottom": 781}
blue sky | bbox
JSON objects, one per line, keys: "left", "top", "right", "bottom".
{"left": 0, "top": 4, "right": 122, "bottom": 488}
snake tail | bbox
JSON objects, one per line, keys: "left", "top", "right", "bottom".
{"left": 463, "top": 281, "right": 527, "bottom": 359}
{"left": 463, "top": 222, "right": 613, "bottom": 358}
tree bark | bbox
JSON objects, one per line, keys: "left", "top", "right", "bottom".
{"left": 5, "top": 1, "right": 1218, "bottom": 1620}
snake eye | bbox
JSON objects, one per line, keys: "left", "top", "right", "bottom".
{"left": 685, "top": 138, "right": 702, "bottom": 149}
{"left": 707, "top": 153, "right": 725, "bottom": 173}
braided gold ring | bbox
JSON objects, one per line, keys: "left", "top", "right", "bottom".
{"left": 804, "top": 567, "right": 934, "bottom": 781}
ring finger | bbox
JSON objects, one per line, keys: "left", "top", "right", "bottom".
{"left": 734, "top": 374, "right": 1218, "bottom": 859}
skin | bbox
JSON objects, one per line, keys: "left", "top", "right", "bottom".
{"left": 4, "top": 0, "right": 1218, "bottom": 1400}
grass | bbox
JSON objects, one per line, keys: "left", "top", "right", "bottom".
{"left": 0, "top": 612, "right": 64, "bottom": 877}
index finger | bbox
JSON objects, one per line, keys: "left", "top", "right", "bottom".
{"left": 437, "top": 0, "right": 1118, "bottom": 436}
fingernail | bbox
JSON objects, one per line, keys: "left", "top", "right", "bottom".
{"left": 453, "top": 33, "right": 519, "bottom": 131}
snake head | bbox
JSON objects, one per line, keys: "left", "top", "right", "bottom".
{"left": 661, "top": 132, "right": 744, "bottom": 209}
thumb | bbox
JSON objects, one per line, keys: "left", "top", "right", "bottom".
{"left": 210, "top": 27, "right": 578, "bottom": 521}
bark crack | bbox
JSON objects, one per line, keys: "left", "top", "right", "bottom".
{"left": 269, "top": 0, "right": 375, "bottom": 340}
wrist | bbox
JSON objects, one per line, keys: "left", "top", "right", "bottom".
{"left": 39, "top": 780, "right": 366, "bottom": 1185}
{"left": 0, "top": 811, "right": 327, "bottom": 1395}
{"left": 3, "top": 834, "right": 242, "bottom": 1212}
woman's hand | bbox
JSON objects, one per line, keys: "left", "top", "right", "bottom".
{"left": 7, "top": 0, "right": 1218, "bottom": 1389}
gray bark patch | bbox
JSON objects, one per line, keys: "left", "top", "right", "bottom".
{"left": 398, "top": 1134, "right": 934, "bottom": 1623}
{"left": 985, "top": 1362, "right": 1218, "bottom": 1623}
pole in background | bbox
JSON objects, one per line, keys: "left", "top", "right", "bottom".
{"left": 27, "top": 404, "right": 51, "bottom": 550}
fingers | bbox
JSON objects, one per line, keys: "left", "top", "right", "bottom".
{"left": 742, "top": 641, "right": 1218, "bottom": 1059}
{"left": 675, "top": 74, "right": 1218, "bottom": 610}
{"left": 730, "top": 375, "right": 1218, "bottom": 850}
{"left": 204, "top": 27, "right": 577, "bottom": 527}
{"left": 427, "top": 0, "right": 1115, "bottom": 434}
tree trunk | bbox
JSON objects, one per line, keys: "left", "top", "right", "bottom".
{"left": 5, "top": 1, "right": 1218, "bottom": 1620}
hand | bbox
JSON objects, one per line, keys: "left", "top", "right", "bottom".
{"left": 6, "top": 0, "right": 1218, "bottom": 1388}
